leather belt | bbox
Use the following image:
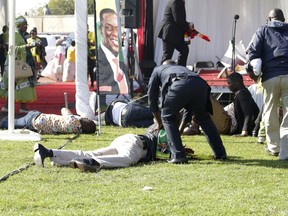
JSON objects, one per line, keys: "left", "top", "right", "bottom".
{"left": 120, "top": 105, "right": 128, "bottom": 126}
{"left": 176, "top": 75, "right": 195, "bottom": 79}
{"left": 138, "top": 135, "right": 148, "bottom": 150}
{"left": 121, "top": 106, "right": 128, "bottom": 118}
{"left": 172, "top": 74, "right": 195, "bottom": 82}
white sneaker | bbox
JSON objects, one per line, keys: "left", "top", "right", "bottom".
{"left": 33, "top": 143, "right": 44, "bottom": 167}
{"left": 1, "top": 107, "right": 8, "bottom": 112}
{"left": 258, "top": 136, "right": 265, "bottom": 144}
{"left": 19, "top": 109, "right": 30, "bottom": 114}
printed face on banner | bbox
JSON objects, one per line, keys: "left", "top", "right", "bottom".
{"left": 96, "top": 5, "right": 130, "bottom": 95}
{"left": 100, "top": 12, "right": 119, "bottom": 56}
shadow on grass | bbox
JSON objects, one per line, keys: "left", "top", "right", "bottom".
{"left": 135, "top": 155, "right": 288, "bottom": 169}
{"left": 189, "top": 155, "right": 288, "bottom": 169}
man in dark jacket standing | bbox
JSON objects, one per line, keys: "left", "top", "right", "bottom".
{"left": 158, "top": 0, "right": 194, "bottom": 66}
{"left": 148, "top": 60, "right": 227, "bottom": 164}
{"left": 247, "top": 8, "right": 288, "bottom": 159}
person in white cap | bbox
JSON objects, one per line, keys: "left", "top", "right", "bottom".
{"left": 0, "top": 16, "right": 37, "bottom": 113}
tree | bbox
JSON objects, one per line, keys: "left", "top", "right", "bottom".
{"left": 45, "top": 0, "right": 95, "bottom": 15}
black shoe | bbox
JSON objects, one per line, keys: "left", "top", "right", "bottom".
{"left": 167, "top": 157, "right": 188, "bottom": 164}
{"left": 34, "top": 143, "right": 49, "bottom": 167}
{"left": 213, "top": 155, "right": 227, "bottom": 161}
{"left": 265, "top": 146, "right": 279, "bottom": 156}
{"left": 69, "top": 158, "right": 100, "bottom": 172}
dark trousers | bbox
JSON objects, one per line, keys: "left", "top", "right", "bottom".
{"left": 88, "top": 58, "right": 96, "bottom": 87}
{"left": 121, "top": 103, "right": 154, "bottom": 128}
{"left": 161, "top": 40, "right": 189, "bottom": 66}
{"left": 162, "top": 78, "right": 226, "bottom": 159}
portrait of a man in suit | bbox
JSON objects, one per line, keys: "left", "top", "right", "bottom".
{"left": 98, "top": 8, "right": 129, "bottom": 95}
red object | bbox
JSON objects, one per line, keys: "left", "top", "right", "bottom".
{"left": 198, "top": 69, "right": 254, "bottom": 87}
{"left": 0, "top": 81, "right": 76, "bottom": 115}
{"left": 136, "top": 0, "right": 145, "bottom": 61}
{"left": 190, "top": 30, "right": 210, "bottom": 42}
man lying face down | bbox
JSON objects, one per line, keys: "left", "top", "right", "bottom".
{"left": 33, "top": 127, "right": 195, "bottom": 172}
{"left": 104, "top": 99, "right": 154, "bottom": 128}
{"left": 0, "top": 108, "right": 96, "bottom": 134}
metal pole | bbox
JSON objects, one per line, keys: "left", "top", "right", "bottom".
{"left": 7, "top": 0, "right": 16, "bottom": 132}
{"left": 93, "top": 0, "right": 101, "bottom": 135}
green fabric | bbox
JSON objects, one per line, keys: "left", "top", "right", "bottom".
{"left": 15, "top": 16, "right": 26, "bottom": 27}
{"left": 0, "top": 30, "right": 37, "bottom": 102}
{"left": 156, "top": 129, "right": 170, "bottom": 160}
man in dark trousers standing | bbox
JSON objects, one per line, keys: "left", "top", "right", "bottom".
{"left": 0, "top": 25, "right": 8, "bottom": 76}
{"left": 158, "top": 0, "right": 194, "bottom": 66}
{"left": 148, "top": 60, "right": 227, "bottom": 164}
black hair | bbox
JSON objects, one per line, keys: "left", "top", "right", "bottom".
{"left": 79, "top": 118, "right": 96, "bottom": 134}
{"left": 227, "top": 72, "right": 243, "bottom": 83}
{"left": 99, "top": 8, "right": 117, "bottom": 26}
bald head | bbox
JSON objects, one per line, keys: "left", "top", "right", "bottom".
{"left": 162, "top": 60, "right": 176, "bottom": 65}
{"left": 268, "top": 8, "right": 285, "bottom": 22}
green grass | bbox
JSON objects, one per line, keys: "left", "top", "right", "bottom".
{"left": 1, "top": 126, "right": 288, "bottom": 216}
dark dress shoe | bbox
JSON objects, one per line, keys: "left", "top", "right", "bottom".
{"left": 213, "top": 155, "right": 227, "bottom": 161}
{"left": 69, "top": 158, "right": 101, "bottom": 172}
{"left": 34, "top": 143, "right": 50, "bottom": 167}
{"left": 167, "top": 158, "right": 188, "bottom": 164}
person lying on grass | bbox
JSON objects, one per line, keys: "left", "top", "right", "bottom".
{"left": 0, "top": 108, "right": 96, "bottom": 134}
{"left": 33, "top": 128, "right": 195, "bottom": 172}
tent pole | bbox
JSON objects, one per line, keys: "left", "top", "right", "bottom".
{"left": 93, "top": 0, "right": 102, "bottom": 135}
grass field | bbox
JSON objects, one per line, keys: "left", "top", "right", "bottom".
{"left": 1, "top": 126, "right": 288, "bottom": 216}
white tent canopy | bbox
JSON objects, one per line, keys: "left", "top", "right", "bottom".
{"left": 153, "top": 0, "right": 288, "bottom": 66}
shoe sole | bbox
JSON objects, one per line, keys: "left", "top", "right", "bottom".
{"left": 33, "top": 143, "right": 46, "bottom": 167}
{"left": 265, "top": 148, "right": 279, "bottom": 156}
{"left": 34, "top": 150, "right": 44, "bottom": 167}
{"left": 68, "top": 161, "right": 100, "bottom": 172}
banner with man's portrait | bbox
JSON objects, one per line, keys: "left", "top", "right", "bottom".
{"left": 94, "top": 0, "right": 130, "bottom": 95}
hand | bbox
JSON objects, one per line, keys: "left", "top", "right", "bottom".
{"left": 26, "top": 44, "right": 35, "bottom": 49}
{"left": 233, "top": 130, "right": 248, "bottom": 137}
{"left": 233, "top": 133, "right": 247, "bottom": 137}
{"left": 188, "top": 22, "right": 194, "bottom": 32}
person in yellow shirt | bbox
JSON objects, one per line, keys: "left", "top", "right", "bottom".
{"left": 88, "top": 25, "right": 96, "bottom": 88}
{"left": 62, "top": 41, "right": 76, "bottom": 82}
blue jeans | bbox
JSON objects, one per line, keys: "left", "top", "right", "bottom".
{"left": 14, "top": 111, "right": 41, "bottom": 131}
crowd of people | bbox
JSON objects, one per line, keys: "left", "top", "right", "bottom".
{"left": 1, "top": 2, "right": 288, "bottom": 172}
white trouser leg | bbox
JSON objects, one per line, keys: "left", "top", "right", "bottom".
{"left": 263, "top": 77, "right": 280, "bottom": 153}
{"left": 93, "top": 134, "right": 147, "bottom": 168}
{"left": 279, "top": 75, "right": 288, "bottom": 159}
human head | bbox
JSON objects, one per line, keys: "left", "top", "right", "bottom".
{"left": 162, "top": 59, "right": 176, "bottom": 65}
{"left": 2, "top": 25, "right": 8, "bottom": 33}
{"left": 268, "top": 8, "right": 285, "bottom": 22}
{"left": 15, "top": 16, "right": 28, "bottom": 33}
{"left": 32, "top": 27, "right": 38, "bottom": 34}
{"left": 226, "top": 72, "right": 244, "bottom": 93}
{"left": 56, "top": 39, "right": 64, "bottom": 46}
{"left": 79, "top": 118, "right": 96, "bottom": 133}
{"left": 30, "top": 29, "right": 37, "bottom": 39}
{"left": 99, "top": 8, "right": 119, "bottom": 56}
